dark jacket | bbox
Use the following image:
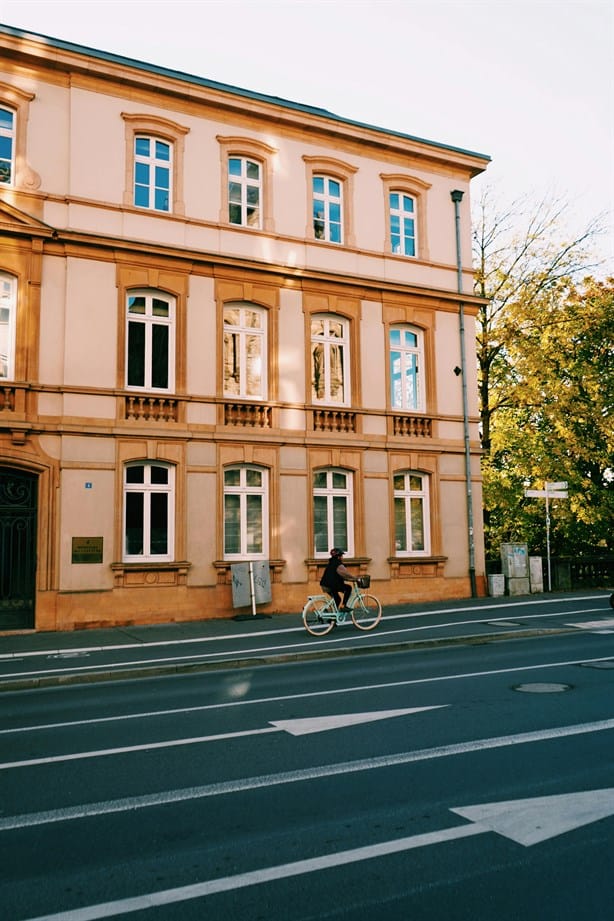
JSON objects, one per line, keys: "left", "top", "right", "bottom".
{"left": 320, "top": 556, "right": 347, "bottom": 590}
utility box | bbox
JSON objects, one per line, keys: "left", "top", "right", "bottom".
{"left": 488, "top": 574, "right": 505, "bottom": 597}
{"left": 507, "top": 577, "right": 531, "bottom": 596}
{"left": 500, "top": 543, "right": 529, "bottom": 579}
{"left": 529, "top": 556, "right": 544, "bottom": 593}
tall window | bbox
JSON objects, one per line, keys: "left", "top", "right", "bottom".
{"left": 313, "top": 176, "right": 342, "bottom": 243}
{"left": 126, "top": 290, "right": 174, "bottom": 391}
{"left": 223, "top": 304, "right": 266, "bottom": 399}
{"left": 313, "top": 469, "right": 353, "bottom": 557}
{"left": 134, "top": 136, "right": 171, "bottom": 211}
{"left": 0, "top": 273, "right": 16, "bottom": 380}
{"left": 0, "top": 108, "right": 15, "bottom": 185}
{"left": 389, "top": 326, "right": 425, "bottom": 411}
{"left": 124, "top": 462, "right": 174, "bottom": 562}
{"left": 389, "top": 192, "right": 417, "bottom": 256}
{"left": 393, "top": 471, "right": 429, "bottom": 555}
{"left": 311, "top": 315, "right": 349, "bottom": 404}
{"left": 228, "top": 157, "right": 261, "bottom": 228}
{"left": 224, "top": 465, "right": 268, "bottom": 559}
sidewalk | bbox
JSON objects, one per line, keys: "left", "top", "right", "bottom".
{"left": 1, "top": 591, "right": 612, "bottom": 692}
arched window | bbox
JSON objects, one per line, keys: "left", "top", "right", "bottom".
{"left": 223, "top": 304, "right": 267, "bottom": 399}
{"left": 393, "top": 471, "right": 430, "bottom": 555}
{"left": 0, "top": 272, "right": 16, "bottom": 380}
{"left": 313, "top": 468, "right": 354, "bottom": 557}
{"left": 123, "top": 462, "right": 175, "bottom": 562}
{"left": 311, "top": 315, "right": 350, "bottom": 405}
{"left": 389, "top": 325, "right": 425, "bottom": 411}
{"left": 126, "top": 290, "right": 175, "bottom": 392}
{"left": 223, "top": 465, "right": 268, "bottom": 559}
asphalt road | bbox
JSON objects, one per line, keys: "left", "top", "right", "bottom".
{"left": 2, "top": 593, "right": 614, "bottom": 919}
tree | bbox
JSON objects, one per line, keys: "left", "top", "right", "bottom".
{"left": 472, "top": 189, "right": 612, "bottom": 557}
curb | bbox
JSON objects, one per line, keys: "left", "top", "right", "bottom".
{"left": 0, "top": 626, "right": 572, "bottom": 693}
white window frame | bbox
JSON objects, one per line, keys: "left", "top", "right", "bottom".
{"left": 123, "top": 462, "right": 175, "bottom": 562}
{"left": 313, "top": 468, "right": 354, "bottom": 558}
{"left": 0, "top": 106, "right": 15, "bottom": 186}
{"left": 312, "top": 174, "right": 343, "bottom": 243}
{"left": 0, "top": 272, "right": 16, "bottom": 381}
{"left": 126, "top": 289, "right": 175, "bottom": 393}
{"left": 223, "top": 304, "right": 267, "bottom": 399}
{"left": 389, "top": 325, "right": 425, "bottom": 412}
{"left": 389, "top": 191, "right": 417, "bottom": 257}
{"left": 228, "top": 156, "right": 262, "bottom": 229}
{"left": 134, "top": 135, "right": 172, "bottom": 212}
{"left": 223, "top": 465, "right": 269, "bottom": 560}
{"left": 393, "top": 471, "right": 430, "bottom": 556}
{"left": 311, "top": 314, "right": 350, "bottom": 406}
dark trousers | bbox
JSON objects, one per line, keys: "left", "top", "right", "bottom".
{"left": 323, "top": 583, "right": 352, "bottom": 609}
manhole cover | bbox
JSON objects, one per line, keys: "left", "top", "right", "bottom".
{"left": 513, "top": 682, "right": 572, "bottom": 693}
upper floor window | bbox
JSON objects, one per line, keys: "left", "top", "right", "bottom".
{"left": 311, "top": 315, "right": 350, "bottom": 405}
{"left": 389, "top": 325, "right": 425, "bottom": 412}
{"left": 303, "top": 156, "right": 357, "bottom": 247}
{"left": 223, "top": 304, "right": 267, "bottom": 399}
{"left": 134, "top": 136, "right": 171, "bottom": 212}
{"left": 126, "top": 290, "right": 175, "bottom": 392}
{"left": 0, "top": 107, "right": 15, "bottom": 185}
{"left": 380, "top": 173, "right": 431, "bottom": 261}
{"left": 124, "top": 462, "right": 174, "bottom": 562}
{"left": 313, "top": 175, "right": 342, "bottom": 243}
{"left": 223, "top": 465, "right": 268, "bottom": 559}
{"left": 0, "top": 272, "right": 16, "bottom": 380}
{"left": 228, "top": 157, "right": 261, "bottom": 228}
{"left": 393, "top": 471, "right": 430, "bottom": 555}
{"left": 122, "top": 113, "right": 189, "bottom": 215}
{"left": 313, "top": 468, "right": 354, "bottom": 557}
{"left": 389, "top": 192, "right": 417, "bottom": 257}
{"left": 217, "top": 136, "right": 277, "bottom": 232}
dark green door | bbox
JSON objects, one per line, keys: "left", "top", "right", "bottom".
{"left": 0, "top": 468, "right": 37, "bottom": 629}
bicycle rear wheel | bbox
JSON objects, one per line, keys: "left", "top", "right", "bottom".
{"left": 303, "top": 598, "right": 336, "bottom": 636}
{"left": 351, "top": 593, "right": 382, "bottom": 631}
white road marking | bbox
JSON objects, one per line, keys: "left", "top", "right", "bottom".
{"left": 17, "top": 787, "right": 614, "bottom": 920}
{"left": 0, "top": 707, "right": 444, "bottom": 770}
{"left": 2, "top": 717, "right": 614, "bottom": 830}
{"left": 3, "top": 653, "right": 613, "bottom": 736}
{"left": 0, "top": 596, "right": 607, "bottom": 662}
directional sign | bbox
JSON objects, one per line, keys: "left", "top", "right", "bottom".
{"left": 546, "top": 481, "right": 568, "bottom": 490}
{"left": 525, "top": 489, "right": 547, "bottom": 498}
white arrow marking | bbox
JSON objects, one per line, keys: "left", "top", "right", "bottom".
{"left": 0, "top": 707, "right": 443, "bottom": 770}
{"left": 19, "top": 788, "right": 614, "bottom": 920}
{"left": 452, "top": 788, "right": 614, "bottom": 845}
{"left": 271, "top": 706, "right": 445, "bottom": 735}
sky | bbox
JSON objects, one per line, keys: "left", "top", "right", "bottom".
{"left": 1, "top": 0, "right": 613, "bottom": 269}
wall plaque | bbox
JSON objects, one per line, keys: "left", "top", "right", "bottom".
{"left": 72, "top": 537, "right": 103, "bottom": 564}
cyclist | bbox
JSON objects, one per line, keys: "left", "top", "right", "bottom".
{"left": 319, "top": 548, "right": 358, "bottom": 612}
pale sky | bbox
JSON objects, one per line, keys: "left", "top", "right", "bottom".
{"left": 1, "top": 0, "right": 613, "bottom": 269}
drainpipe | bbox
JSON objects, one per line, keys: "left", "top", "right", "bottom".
{"left": 450, "top": 190, "right": 477, "bottom": 597}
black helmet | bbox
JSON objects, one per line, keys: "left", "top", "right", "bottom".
{"left": 330, "top": 548, "right": 345, "bottom": 557}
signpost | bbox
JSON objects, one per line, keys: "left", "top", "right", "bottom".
{"left": 523, "top": 481, "right": 569, "bottom": 591}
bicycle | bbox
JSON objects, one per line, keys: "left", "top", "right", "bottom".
{"left": 302, "top": 575, "right": 382, "bottom": 636}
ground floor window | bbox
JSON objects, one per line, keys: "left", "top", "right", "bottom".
{"left": 123, "top": 462, "right": 174, "bottom": 562}
{"left": 393, "top": 471, "right": 429, "bottom": 554}
{"left": 224, "top": 465, "right": 268, "bottom": 559}
{"left": 313, "top": 468, "right": 353, "bottom": 557}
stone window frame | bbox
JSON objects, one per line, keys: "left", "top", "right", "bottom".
{"left": 303, "top": 156, "right": 357, "bottom": 247}
{"left": 380, "top": 173, "right": 431, "bottom": 261}
{"left": 217, "top": 136, "right": 277, "bottom": 233}
{"left": 0, "top": 81, "right": 40, "bottom": 191}
{"left": 121, "top": 113, "right": 189, "bottom": 216}
{"left": 392, "top": 469, "right": 431, "bottom": 557}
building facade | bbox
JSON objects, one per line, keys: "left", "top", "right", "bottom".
{"left": 0, "top": 25, "right": 490, "bottom": 631}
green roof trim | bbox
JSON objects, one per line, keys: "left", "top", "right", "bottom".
{"left": 0, "top": 23, "right": 490, "bottom": 163}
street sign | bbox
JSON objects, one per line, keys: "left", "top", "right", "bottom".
{"left": 524, "top": 489, "right": 547, "bottom": 498}
{"left": 546, "top": 490, "right": 568, "bottom": 498}
{"left": 546, "top": 481, "right": 568, "bottom": 490}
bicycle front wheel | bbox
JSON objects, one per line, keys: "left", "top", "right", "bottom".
{"left": 351, "top": 593, "right": 382, "bottom": 631}
{"left": 303, "top": 598, "right": 336, "bottom": 636}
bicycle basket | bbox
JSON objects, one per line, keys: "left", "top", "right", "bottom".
{"left": 356, "top": 575, "right": 370, "bottom": 589}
